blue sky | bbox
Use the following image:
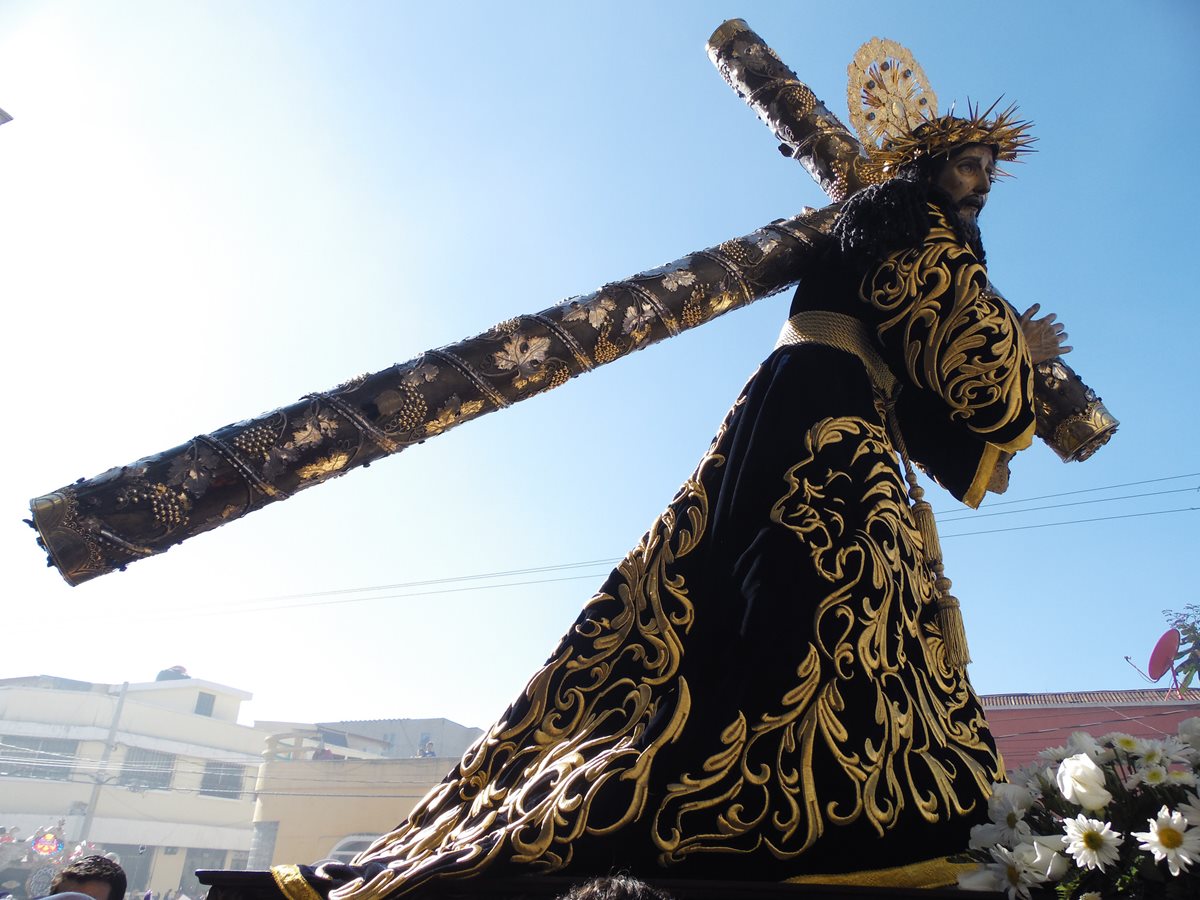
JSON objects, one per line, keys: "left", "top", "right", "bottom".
{"left": 1, "top": 1, "right": 1197, "bottom": 729}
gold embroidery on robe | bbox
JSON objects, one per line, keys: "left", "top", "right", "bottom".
{"left": 650, "top": 416, "right": 997, "bottom": 864}
{"left": 863, "top": 204, "right": 1033, "bottom": 448}
{"left": 333, "top": 404, "right": 747, "bottom": 900}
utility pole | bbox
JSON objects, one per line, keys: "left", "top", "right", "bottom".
{"left": 78, "top": 681, "right": 128, "bottom": 845}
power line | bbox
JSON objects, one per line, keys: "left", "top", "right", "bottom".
{"left": 152, "top": 571, "right": 617, "bottom": 621}
{"left": 128, "top": 511, "right": 1200, "bottom": 620}
{"left": 152, "top": 470, "right": 1200, "bottom": 617}
{"left": 941, "top": 506, "right": 1197, "bottom": 539}
{"left": 26, "top": 469, "right": 1190, "bottom": 621}
{"left": 189, "top": 508, "right": 1200, "bottom": 615}
{"left": 944, "top": 471, "right": 1200, "bottom": 515}
{"left": 936, "top": 486, "right": 1197, "bottom": 522}
{"left": 239, "top": 558, "right": 622, "bottom": 606}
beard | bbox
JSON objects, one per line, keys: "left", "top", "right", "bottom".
{"left": 956, "top": 206, "right": 982, "bottom": 248}
{"left": 927, "top": 184, "right": 986, "bottom": 261}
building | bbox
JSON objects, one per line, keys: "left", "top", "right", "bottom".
{"left": 0, "top": 673, "right": 267, "bottom": 897}
{"left": 982, "top": 686, "right": 1200, "bottom": 768}
{"left": 316, "top": 718, "right": 483, "bottom": 761}
{"left": 0, "top": 676, "right": 488, "bottom": 891}
{"left": 248, "top": 732, "right": 449, "bottom": 869}
{"left": 245, "top": 719, "right": 482, "bottom": 867}
{"left": 9, "top": 672, "right": 1193, "bottom": 894}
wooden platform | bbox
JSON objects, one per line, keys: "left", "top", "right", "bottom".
{"left": 198, "top": 870, "right": 1006, "bottom": 900}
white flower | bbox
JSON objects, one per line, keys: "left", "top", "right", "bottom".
{"left": 1039, "top": 765, "right": 1058, "bottom": 791}
{"left": 1009, "top": 762, "right": 1046, "bottom": 794}
{"left": 957, "top": 863, "right": 1005, "bottom": 893}
{"left": 1017, "top": 834, "right": 1070, "bottom": 881}
{"left": 1179, "top": 793, "right": 1200, "bottom": 826}
{"left": 971, "top": 819, "right": 1031, "bottom": 850}
{"left": 961, "top": 839, "right": 1067, "bottom": 898}
{"left": 1101, "top": 731, "right": 1141, "bottom": 754}
{"left": 1067, "top": 731, "right": 1114, "bottom": 764}
{"left": 1063, "top": 814, "right": 1124, "bottom": 871}
{"left": 970, "top": 783, "right": 1036, "bottom": 848}
{"left": 1126, "top": 764, "right": 1169, "bottom": 790}
{"left": 1136, "top": 736, "right": 1190, "bottom": 767}
{"left": 1179, "top": 717, "right": 1200, "bottom": 750}
{"left": 1038, "top": 744, "right": 1070, "bottom": 763}
{"left": 1168, "top": 768, "right": 1197, "bottom": 787}
{"left": 1143, "top": 765, "right": 1170, "bottom": 786}
{"left": 1132, "top": 805, "right": 1200, "bottom": 876}
{"left": 1159, "top": 736, "right": 1192, "bottom": 764}
{"left": 986, "top": 845, "right": 1046, "bottom": 900}
{"left": 1056, "top": 753, "right": 1113, "bottom": 811}
{"left": 1138, "top": 741, "right": 1162, "bottom": 765}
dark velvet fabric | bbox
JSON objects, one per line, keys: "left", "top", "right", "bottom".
{"left": 293, "top": 198, "right": 1035, "bottom": 899}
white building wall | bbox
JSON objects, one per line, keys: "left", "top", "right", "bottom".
{"left": 0, "top": 677, "right": 267, "bottom": 895}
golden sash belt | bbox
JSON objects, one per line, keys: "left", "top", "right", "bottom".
{"left": 775, "top": 310, "right": 897, "bottom": 398}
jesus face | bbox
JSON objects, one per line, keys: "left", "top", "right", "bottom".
{"left": 934, "top": 144, "right": 996, "bottom": 223}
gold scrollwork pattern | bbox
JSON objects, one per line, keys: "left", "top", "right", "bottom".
{"left": 333, "top": 408, "right": 745, "bottom": 900}
{"left": 650, "top": 415, "right": 998, "bottom": 863}
{"left": 321, "top": 388, "right": 998, "bottom": 898}
{"left": 862, "top": 205, "right": 1032, "bottom": 444}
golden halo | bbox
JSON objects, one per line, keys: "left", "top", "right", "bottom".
{"left": 846, "top": 38, "right": 937, "bottom": 153}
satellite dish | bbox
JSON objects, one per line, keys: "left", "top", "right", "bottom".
{"left": 1149, "top": 628, "right": 1181, "bottom": 681}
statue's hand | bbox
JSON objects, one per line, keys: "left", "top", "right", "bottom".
{"left": 1019, "top": 303, "right": 1073, "bottom": 364}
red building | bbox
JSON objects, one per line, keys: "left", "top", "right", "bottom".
{"left": 982, "top": 687, "right": 1200, "bottom": 769}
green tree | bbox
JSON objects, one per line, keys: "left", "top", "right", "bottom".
{"left": 1163, "top": 604, "right": 1200, "bottom": 690}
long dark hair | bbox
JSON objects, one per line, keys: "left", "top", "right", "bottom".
{"left": 830, "top": 151, "right": 987, "bottom": 267}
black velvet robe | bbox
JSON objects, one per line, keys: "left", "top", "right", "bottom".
{"left": 293, "top": 201, "right": 1037, "bottom": 898}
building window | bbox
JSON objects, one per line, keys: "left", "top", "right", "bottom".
{"left": 199, "top": 761, "right": 245, "bottom": 799}
{"left": 194, "top": 692, "right": 216, "bottom": 717}
{"left": 180, "top": 848, "right": 228, "bottom": 899}
{"left": 118, "top": 747, "right": 175, "bottom": 791}
{"left": 0, "top": 736, "right": 78, "bottom": 780}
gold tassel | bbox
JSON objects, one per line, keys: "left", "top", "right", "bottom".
{"left": 935, "top": 591, "right": 972, "bottom": 669}
{"left": 908, "top": 484, "right": 942, "bottom": 562}
{"left": 887, "top": 405, "right": 972, "bottom": 671}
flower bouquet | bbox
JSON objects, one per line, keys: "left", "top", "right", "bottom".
{"left": 957, "top": 718, "right": 1200, "bottom": 899}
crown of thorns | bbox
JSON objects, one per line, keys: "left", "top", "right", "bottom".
{"left": 879, "top": 101, "right": 1035, "bottom": 174}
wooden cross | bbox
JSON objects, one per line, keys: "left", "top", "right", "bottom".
{"left": 28, "top": 20, "right": 1113, "bottom": 586}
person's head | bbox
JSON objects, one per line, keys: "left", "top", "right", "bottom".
{"left": 557, "top": 875, "right": 674, "bottom": 900}
{"left": 49, "top": 856, "right": 127, "bottom": 900}
{"left": 930, "top": 142, "right": 997, "bottom": 224}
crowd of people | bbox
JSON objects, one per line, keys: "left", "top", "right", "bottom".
{"left": 4, "top": 856, "right": 666, "bottom": 900}
{"left": 0, "top": 855, "right": 197, "bottom": 900}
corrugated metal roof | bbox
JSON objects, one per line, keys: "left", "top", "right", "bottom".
{"left": 982, "top": 687, "right": 1200, "bottom": 708}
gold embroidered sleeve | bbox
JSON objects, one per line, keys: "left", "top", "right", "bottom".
{"left": 860, "top": 205, "right": 1035, "bottom": 456}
